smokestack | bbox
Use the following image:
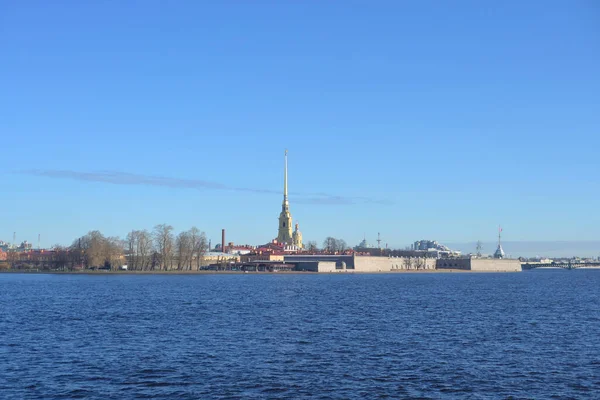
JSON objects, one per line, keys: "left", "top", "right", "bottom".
{"left": 222, "top": 229, "right": 226, "bottom": 253}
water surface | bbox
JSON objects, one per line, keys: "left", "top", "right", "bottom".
{"left": 1, "top": 271, "right": 599, "bottom": 399}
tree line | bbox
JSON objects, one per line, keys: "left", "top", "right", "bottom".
{"left": 6, "top": 228, "right": 358, "bottom": 271}
{"left": 47, "top": 224, "right": 208, "bottom": 271}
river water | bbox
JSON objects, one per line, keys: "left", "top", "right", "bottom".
{"left": 1, "top": 270, "right": 599, "bottom": 399}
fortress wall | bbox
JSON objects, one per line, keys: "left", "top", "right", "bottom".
{"left": 354, "top": 256, "right": 393, "bottom": 272}
{"left": 436, "top": 258, "right": 471, "bottom": 270}
{"left": 389, "top": 257, "right": 437, "bottom": 270}
{"left": 317, "top": 261, "right": 340, "bottom": 272}
{"left": 285, "top": 255, "right": 354, "bottom": 268}
{"left": 436, "top": 258, "right": 521, "bottom": 271}
{"left": 470, "top": 259, "right": 522, "bottom": 272}
{"left": 425, "top": 258, "right": 437, "bottom": 269}
{"left": 308, "top": 256, "right": 521, "bottom": 272}
{"left": 354, "top": 256, "right": 437, "bottom": 272}
{"left": 294, "top": 261, "right": 320, "bottom": 272}
{"left": 312, "top": 256, "right": 520, "bottom": 272}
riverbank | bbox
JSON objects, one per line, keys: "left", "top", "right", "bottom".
{"left": 0, "top": 269, "right": 508, "bottom": 275}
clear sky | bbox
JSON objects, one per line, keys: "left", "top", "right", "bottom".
{"left": 1, "top": 1, "right": 599, "bottom": 252}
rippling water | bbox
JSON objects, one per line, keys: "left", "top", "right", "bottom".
{"left": 1, "top": 271, "right": 599, "bottom": 399}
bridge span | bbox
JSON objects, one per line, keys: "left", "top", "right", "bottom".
{"left": 522, "top": 262, "right": 600, "bottom": 270}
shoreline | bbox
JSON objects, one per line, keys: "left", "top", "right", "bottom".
{"left": 0, "top": 269, "right": 517, "bottom": 275}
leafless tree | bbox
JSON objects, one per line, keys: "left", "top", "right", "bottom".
{"left": 138, "top": 230, "right": 152, "bottom": 270}
{"left": 71, "top": 231, "right": 124, "bottom": 269}
{"left": 187, "top": 227, "right": 200, "bottom": 270}
{"left": 323, "top": 237, "right": 336, "bottom": 252}
{"left": 403, "top": 257, "right": 413, "bottom": 270}
{"left": 306, "top": 241, "right": 318, "bottom": 252}
{"left": 126, "top": 231, "right": 139, "bottom": 270}
{"left": 153, "top": 224, "right": 174, "bottom": 270}
{"left": 176, "top": 231, "right": 192, "bottom": 270}
{"left": 73, "top": 230, "right": 104, "bottom": 268}
{"left": 322, "top": 237, "right": 348, "bottom": 253}
{"left": 127, "top": 230, "right": 153, "bottom": 270}
{"left": 189, "top": 228, "right": 208, "bottom": 270}
{"left": 107, "top": 236, "right": 125, "bottom": 271}
{"left": 415, "top": 257, "right": 426, "bottom": 270}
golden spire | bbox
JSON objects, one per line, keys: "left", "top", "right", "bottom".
{"left": 283, "top": 149, "right": 288, "bottom": 206}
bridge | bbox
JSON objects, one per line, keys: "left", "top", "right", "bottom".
{"left": 522, "top": 262, "right": 600, "bottom": 270}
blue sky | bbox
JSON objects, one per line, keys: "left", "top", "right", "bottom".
{"left": 1, "top": 1, "right": 599, "bottom": 253}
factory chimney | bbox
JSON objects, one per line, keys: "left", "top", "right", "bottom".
{"left": 222, "top": 229, "right": 226, "bottom": 253}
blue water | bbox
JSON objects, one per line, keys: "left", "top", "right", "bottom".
{"left": 1, "top": 271, "right": 599, "bottom": 399}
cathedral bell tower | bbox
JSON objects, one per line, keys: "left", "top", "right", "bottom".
{"left": 277, "top": 150, "right": 293, "bottom": 245}
{"left": 293, "top": 222, "right": 303, "bottom": 249}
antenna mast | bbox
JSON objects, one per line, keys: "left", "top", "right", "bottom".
{"left": 498, "top": 225, "right": 502, "bottom": 246}
{"left": 283, "top": 149, "right": 288, "bottom": 205}
{"left": 377, "top": 232, "right": 382, "bottom": 249}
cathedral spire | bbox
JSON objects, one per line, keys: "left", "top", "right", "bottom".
{"left": 283, "top": 149, "right": 288, "bottom": 206}
{"left": 277, "top": 150, "right": 293, "bottom": 245}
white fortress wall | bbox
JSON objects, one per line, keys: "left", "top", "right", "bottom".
{"left": 317, "top": 261, "right": 339, "bottom": 272}
{"left": 470, "top": 259, "right": 522, "bottom": 272}
{"left": 354, "top": 256, "right": 436, "bottom": 272}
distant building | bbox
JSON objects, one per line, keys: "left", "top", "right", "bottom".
{"left": 242, "top": 252, "right": 286, "bottom": 262}
{"left": 414, "top": 240, "right": 445, "bottom": 251}
{"left": 354, "top": 238, "right": 371, "bottom": 250}
{"left": 493, "top": 245, "right": 505, "bottom": 259}
{"left": 201, "top": 251, "right": 240, "bottom": 266}
{"left": 226, "top": 244, "right": 255, "bottom": 256}
{"left": 494, "top": 227, "right": 505, "bottom": 259}
{"left": 412, "top": 240, "right": 460, "bottom": 257}
{"left": 18, "top": 241, "right": 33, "bottom": 250}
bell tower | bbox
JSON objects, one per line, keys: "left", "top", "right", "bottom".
{"left": 293, "top": 222, "right": 303, "bottom": 249}
{"left": 277, "top": 150, "right": 293, "bottom": 245}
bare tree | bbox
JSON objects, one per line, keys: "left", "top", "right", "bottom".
{"left": 403, "top": 257, "right": 413, "bottom": 270}
{"left": 187, "top": 228, "right": 199, "bottom": 270}
{"left": 415, "top": 257, "right": 426, "bottom": 270}
{"left": 153, "top": 224, "right": 174, "bottom": 270}
{"left": 322, "top": 237, "right": 348, "bottom": 253}
{"left": 323, "top": 237, "right": 336, "bottom": 253}
{"left": 126, "top": 231, "right": 139, "bottom": 270}
{"left": 107, "top": 236, "right": 125, "bottom": 271}
{"left": 306, "top": 241, "right": 318, "bottom": 252}
{"left": 73, "top": 231, "right": 105, "bottom": 268}
{"left": 138, "top": 230, "right": 152, "bottom": 270}
{"left": 189, "top": 228, "right": 208, "bottom": 270}
{"left": 176, "top": 231, "right": 192, "bottom": 270}
{"left": 71, "top": 231, "right": 123, "bottom": 269}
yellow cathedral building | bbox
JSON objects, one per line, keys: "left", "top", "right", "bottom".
{"left": 276, "top": 150, "right": 303, "bottom": 249}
